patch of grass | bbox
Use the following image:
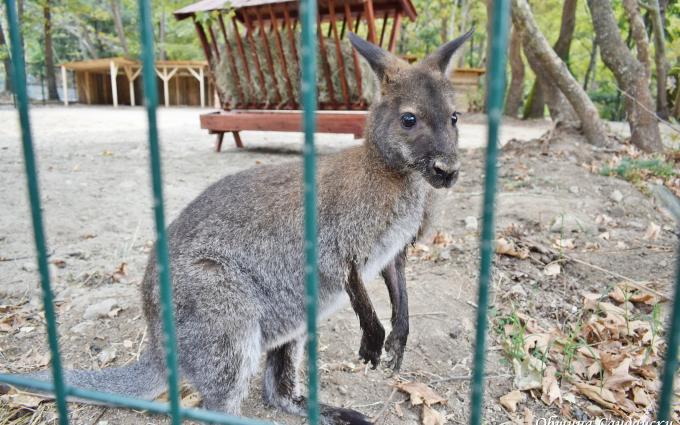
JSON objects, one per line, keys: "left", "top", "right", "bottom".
{"left": 494, "top": 311, "right": 526, "bottom": 361}
{"left": 600, "top": 157, "right": 676, "bottom": 188}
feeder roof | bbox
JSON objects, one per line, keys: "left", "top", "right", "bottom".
{"left": 60, "top": 57, "right": 138, "bottom": 71}
{"left": 174, "top": 0, "right": 417, "bottom": 22}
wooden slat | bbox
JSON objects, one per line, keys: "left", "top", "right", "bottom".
{"left": 388, "top": 11, "right": 402, "bottom": 53}
{"left": 268, "top": 4, "right": 295, "bottom": 107}
{"left": 282, "top": 3, "right": 300, "bottom": 72}
{"left": 208, "top": 24, "right": 221, "bottom": 61}
{"left": 242, "top": 11, "right": 269, "bottom": 107}
{"left": 231, "top": 16, "right": 254, "bottom": 100}
{"left": 344, "top": 3, "right": 363, "bottom": 98}
{"left": 364, "top": 0, "right": 377, "bottom": 43}
{"left": 317, "top": 13, "right": 337, "bottom": 108}
{"left": 354, "top": 10, "right": 361, "bottom": 33}
{"left": 328, "top": 0, "right": 350, "bottom": 107}
{"left": 200, "top": 110, "right": 367, "bottom": 138}
{"left": 379, "top": 11, "right": 390, "bottom": 47}
{"left": 255, "top": 7, "right": 282, "bottom": 105}
{"left": 193, "top": 18, "right": 213, "bottom": 64}
{"left": 219, "top": 14, "right": 245, "bottom": 106}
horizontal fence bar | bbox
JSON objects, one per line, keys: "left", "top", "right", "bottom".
{"left": 0, "top": 375, "right": 270, "bottom": 425}
{"left": 468, "top": 1, "right": 511, "bottom": 425}
{"left": 4, "top": 0, "right": 70, "bottom": 424}
{"left": 136, "top": 1, "right": 182, "bottom": 424}
{"left": 300, "top": 0, "right": 320, "bottom": 423}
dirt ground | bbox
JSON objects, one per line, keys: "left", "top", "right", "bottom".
{"left": 0, "top": 106, "right": 677, "bottom": 424}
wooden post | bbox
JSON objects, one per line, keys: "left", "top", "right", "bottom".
{"left": 123, "top": 66, "right": 141, "bottom": 106}
{"left": 61, "top": 66, "right": 68, "bottom": 106}
{"left": 156, "top": 66, "right": 178, "bottom": 107}
{"left": 84, "top": 72, "right": 91, "bottom": 104}
{"left": 109, "top": 60, "right": 119, "bottom": 107}
{"left": 388, "top": 11, "right": 402, "bottom": 53}
{"left": 214, "top": 89, "right": 220, "bottom": 108}
{"left": 364, "top": 0, "right": 377, "bottom": 43}
{"left": 188, "top": 67, "right": 206, "bottom": 108}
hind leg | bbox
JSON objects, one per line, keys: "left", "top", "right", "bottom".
{"left": 179, "top": 320, "right": 261, "bottom": 414}
{"left": 263, "top": 338, "right": 372, "bottom": 425}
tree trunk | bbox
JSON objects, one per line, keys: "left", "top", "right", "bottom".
{"left": 622, "top": 0, "right": 651, "bottom": 78}
{"left": 456, "top": 0, "right": 470, "bottom": 67}
{"left": 43, "top": 0, "right": 59, "bottom": 101}
{"left": 588, "top": 0, "right": 663, "bottom": 152}
{"left": 583, "top": 39, "right": 598, "bottom": 90}
{"left": 0, "top": 19, "right": 13, "bottom": 93}
{"left": 159, "top": 5, "right": 167, "bottom": 60}
{"left": 447, "top": 0, "right": 458, "bottom": 40}
{"left": 647, "top": 0, "right": 670, "bottom": 119}
{"left": 523, "top": 0, "right": 577, "bottom": 119}
{"left": 513, "top": 0, "right": 607, "bottom": 146}
{"left": 110, "top": 0, "right": 130, "bottom": 56}
{"left": 504, "top": 26, "right": 525, "bottom": 117}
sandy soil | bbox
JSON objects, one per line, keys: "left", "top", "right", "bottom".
{"left": 0, "top": 106, "right": 676, "bottom": 424}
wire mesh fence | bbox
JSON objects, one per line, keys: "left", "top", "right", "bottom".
{"left": 1, "top": 0, "right": 678, "bottom": 424}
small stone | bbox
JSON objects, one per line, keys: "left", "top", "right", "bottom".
{"left": 438, "top": 249, "right": 452, "bottom": 261}
{"left": 21, "top": 262, "right": 36, "bottom": 272}
{"left": 549, "top": 214, "right": 595, "bottom": 234}
{"left": 83, "top": 299, "right": 120, "bottom": 320}
{"left": 660, "top": 260, "right": 668, "bottom": 268}
{"left": 71, "top": 321, "right": 95, "bottom": 335}
{"left": 569, "top": 186, "right": 580, "bottom": 194}
{"left": 449, "top": 320, "right": 464, "bottom": 339}
{"left": 509, "top": 284, "right": 527, "bottom": 298}
{"left": 610, "top": 190, "right": 624, "bottom": 203}
{"left": 610, "top": 206, "right": 625, "bottom": 218}
{"left": 464, "top": 216, "right": 478, "bottom": 231}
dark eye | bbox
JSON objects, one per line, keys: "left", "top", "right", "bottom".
{"left": 451, "top": 112, "right": 459, "bottom": 126}
{"left": 400, "top": 113, "right": 417, "bottom": 129}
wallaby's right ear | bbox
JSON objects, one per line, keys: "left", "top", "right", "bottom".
{"left": 348, "top": 32, "right": 402, "bottom": 82}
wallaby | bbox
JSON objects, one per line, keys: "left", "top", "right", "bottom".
{"left": 15, "top": 30, "right": 473, "bottom": 424}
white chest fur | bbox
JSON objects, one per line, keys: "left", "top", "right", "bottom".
{"left": 361, "top": 189, "right": 427, "bottom": 282}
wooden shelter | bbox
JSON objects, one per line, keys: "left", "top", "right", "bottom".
{"left": 174, "top": 0, "right": 416, "bottom": 151}
{"left": 60, "top": 58, "right": 214, "bottom": 107}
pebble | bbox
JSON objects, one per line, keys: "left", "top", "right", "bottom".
{"left": 509, "top": 284, "right": 527, "bottom": 298}
{"left": 464, "top": 216, "right": 478, "bottom": 231}
{"left": 569, "top": 186, "right": 580, "bottom": 194}
{"left": 549, "top": 214, "right": 595, "bottom": 234}
{"left": 83, "top": 299, "right": 120, "bottom": 320}
{"left": 610, "top": 190, "right": 624, "bottom": 203}
{"left": 21, "top": 262, "right": 36, "bottom": 272}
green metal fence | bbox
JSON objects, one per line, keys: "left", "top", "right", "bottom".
{"left": 1, "top": 0, "right": 678, "bottom": 423}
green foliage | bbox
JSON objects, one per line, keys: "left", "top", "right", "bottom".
{"left": 600, "top": 157, "right": 677, "bottom": 185}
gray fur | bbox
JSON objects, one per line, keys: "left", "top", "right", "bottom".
{"left": 13, "top": 32, "right": 472, "bottom": 424}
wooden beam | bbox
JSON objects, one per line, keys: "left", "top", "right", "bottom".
{"left": 61, "top": 66, "right": 68, "bottom": 106}
{"left": 379, "top": 11, "right": 390, "bottom": 47}
{"left": 317, "top": 13, "right": 337, "bottom": 108}
{"left": 282, "top": 3, "right": 300, "bottom": 72}
{"left": 328, "top": 0, "right": 350, "bottom": 107}
{"left": 109, "top": 60, "right": 119, "bottom": 107}
{"left": 364, "top": 0, "right": 377, "bottom": 43}
{"left": 388, "top": 11, "right": 402, "bottom": 53}
{"left": 123, "top": 65, "right": 136, "bottom": 106}
{"left": 232, "top": 17, "right": 254, "bottom": 106}
{"left": 243, "top": 12, "right": 268, "bottom": 106}
{"left": 255, "top": 7, "right": 282, "bottom": 104}
{"left": 199, "top": 67, "right": 205, "bottom": 107}
{"left": 268, "top": 4, "right": 295, "bottom": 107}
{"left": 84, "top": 72, "right": 91, "bottom": 105}
{"left": 344, "top": 3, "right": 363, "bottom": 99}
{"left": 219, "top": 14, "right": 245, "bottom": 106}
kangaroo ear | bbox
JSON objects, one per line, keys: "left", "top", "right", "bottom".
{"left": 348, "top": 32, "right": 402, "bottom": 82}
{"left": 421, "top": 28, "right": 475, "bottom": 74}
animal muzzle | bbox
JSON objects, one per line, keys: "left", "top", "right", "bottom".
{"left": 428, "top": 158, "right": 460, "bottom": 188}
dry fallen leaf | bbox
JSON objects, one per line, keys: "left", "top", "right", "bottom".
{"left": 496, "top": 238, "right": 529, "bottom": 259}
{"left": 431, "top": 231, "right": 453, "bottom": 247}
{"left": 513, "top": 357, "right": 544, "bottom": 391}
{"left": 544, "top": 263, "right": 561, "bottom": 276}
{"left": 396, "top": 382, "right": 447, "bottom": 407}
{"left": 575, "top": 382, "right": 618, "bottom": 410}
{"left": 541, "top": 366, "right": 562, "bottom": 406}
{"left": 422, "top": 404, "right": 446, "bottom": 425}
{"left": 643, "top": 222, "right": 661, "bottom": 240}
{"left": 523, "top": 408, "right": 534, "bottom": 425}
{"left": 499, "top": 389, "right": 525, "bottom": 413}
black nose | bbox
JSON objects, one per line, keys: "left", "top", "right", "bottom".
{"left": 432, "top": 160, "right": 459, "bottom": 183}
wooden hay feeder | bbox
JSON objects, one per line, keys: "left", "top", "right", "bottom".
{"left": 174, "top": 0, "right": 417, "bottom": 151}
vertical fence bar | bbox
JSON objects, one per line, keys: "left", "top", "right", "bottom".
{"left": 468, "top": 2, "right": 511, "bottom": 425}
{"left": 4, "top": 1, "right": 70, "bottom": 424}
{"left": 657, "top": 265, "right": 680, "bottom": 420}
{"left": 300, "top": 0, "right": 319, "bottom": 423}
{"left": 137, "top": 1, "right": 182, "bottom": 424}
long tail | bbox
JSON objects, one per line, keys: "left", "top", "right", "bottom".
{"left": 20, "top": 351, "right": 165, "bottom": 401}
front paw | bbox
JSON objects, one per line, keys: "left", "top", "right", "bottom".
{"left": 384, "top": 328, "right": 408, "bottom": 373}
{"left": 358, "top": 325, "right": 385, "bottom": 369}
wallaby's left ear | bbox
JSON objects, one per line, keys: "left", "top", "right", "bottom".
{"left": 421, "top": 28, "right": 475, "bottom": 74}
{"left": 348, "top": 32, "right": 404, "bottom": 82}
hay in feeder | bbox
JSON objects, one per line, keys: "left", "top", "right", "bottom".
{"left": 215, "top": 29, "right": 379, "bottom": 108}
